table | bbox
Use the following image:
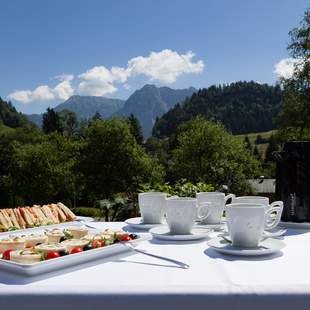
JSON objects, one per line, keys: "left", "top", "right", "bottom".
{"left": 1, "top": 222, "right": 310, "bottom": 310}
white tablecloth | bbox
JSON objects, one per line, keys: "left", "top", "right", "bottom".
{"left": 1, "top": 222, "right": 310, "bottom": 310}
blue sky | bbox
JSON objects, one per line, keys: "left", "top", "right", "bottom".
{"left": 0, "top": 0, "right": 309, "bottom": 114}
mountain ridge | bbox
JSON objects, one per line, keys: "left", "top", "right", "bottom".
{"left": 152, "top": 81, "right": 283, "bottom": 138}
{"left": 26, "top": 95, "right": 125, "bottom": 127}
{"left": 25, "top": 85, "right": 197, "bottom": 136}
{"left": 113, "top": 84, "right": 197, "bottom": 136}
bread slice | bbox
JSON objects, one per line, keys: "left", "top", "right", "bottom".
{"left": 1, "top": 209, "right": 13, "bottom": 227}
{"left": 6, "top": 209, "right": 20, "bottom": 229}
{"left": 47, "top": 204, "right": 60, "bottom": 224}
{"left": 0, "top": 210, "right": 11, "bottom": 230}
{"left": 13, "top": 208, "right": 26, "bottom": 229}
{"left": 19, "top": 207, "right": 35, "bottom": 227}
{"left": 57, "top": 202, "right": 76, "bottom": 221}
{"left": 41, "top": 205, "right": 58, "bottom": 224}
{"left": 25, "top": 207, "right": 39, "bottom": 225}
{"left": 50, "top": 204, "right": 66, "bottom": 222}
{"left": 32, "top": 205, "right": 49, "bottom": 225}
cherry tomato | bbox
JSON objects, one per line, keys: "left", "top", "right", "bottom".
{"left": 2, "top": 249, "right": 13, "bottom": 260}
{"left": 70, "top": 247, "right": 83, "bottom": 254}
{"left": 46, "top": 251, "right": 61, "bottom": 260}
{"left": 91, "top": 240, "right": 105, "bottom": 248}
{"left": 120, "top": 235, "right": 131, "bottom": 242}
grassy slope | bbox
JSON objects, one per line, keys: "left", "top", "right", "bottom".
{"left": 234, "top": 130, "right": 276, "bottom": 159}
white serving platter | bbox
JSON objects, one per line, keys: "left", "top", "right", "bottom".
{"left": 0, "top": 222, "right": 148, "bottom": 276}
{"left": 0, "top": 219, "right": 90, "bottom": 237}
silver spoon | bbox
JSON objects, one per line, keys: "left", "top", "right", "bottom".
{"left": 80, "top": 222, "right": 189, "bottom": 269}
{"left": 122, "top": 241, "right": 190, "bottom": 269}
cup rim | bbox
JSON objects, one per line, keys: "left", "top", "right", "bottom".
{"left": 167, "top": 197, "right": 197, "bottom": 202}
{"left": 196, "top": 192, "right": 225, "bottom": 196}
{"left": 139, "top": 192, "right": 167, "bottom": 196}
{"left": 233, "top": 196, "right": 268, "bottom": 200}
{"left": 226, "top": 203, "right": 266, "bottom": 208}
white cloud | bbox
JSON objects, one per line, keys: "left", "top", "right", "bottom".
{"left": 128, "top": 49, "right": 204, "bottom": 83}
{"left": 54, "top": 73, "right": 74, "bottom": 82}
{"left": 77, "top": 50, "right": 204, "bottom": 96}
{"left": 77, "top": 66, "right": 129, "bottom": 96}
{"left": 8, "top": 49, "right": 204, "bottom": 101}
{"left": 8, "top": 74, "right": 74, "bottom": 103}
{"left": 274, "top": 57, "right": 302, "bottom": 79}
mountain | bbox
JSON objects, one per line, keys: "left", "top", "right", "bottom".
{"left": 113, "top": 84, "right": 196, "bottom": 137}
{"left": 152, "top": 81, "right": 283, "bottom": 138}
{"left": 26, "top": 113, "right": 43, "bottom": 127}
{"left": 26, "top": 95, "right": 125, "bottom": 127}
{"left": 54, "top": 95, "right": 125, "bottom": 119}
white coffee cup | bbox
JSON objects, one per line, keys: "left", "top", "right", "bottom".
{"left": 166, "top": 197, "right": 210, "bottom": 235}
{"left": 138, "top": 192, "right": 167, "bottom": 224}
{"left": 232, "top": 196, "right": 283, "bottom": 230}
{"left": 196, "top": 192, "right": 235, "bottom": 224}
{"left": 226, "top": 203, "right": 283, "bottom": 247}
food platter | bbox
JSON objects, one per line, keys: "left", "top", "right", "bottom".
{"left": 0, "top": 222, "right": 147, "bottom": 276}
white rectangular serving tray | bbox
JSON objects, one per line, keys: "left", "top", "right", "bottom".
{"left": 0, "top": 216, "right": 89, "bottom": 237}
{"left": 0, "top": 222, "right": 148, "bottom": 276}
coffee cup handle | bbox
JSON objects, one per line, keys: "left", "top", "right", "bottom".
{"left": 223, "top": 194, "right": 235, "bottom": 212}
{"left": 225, "top": 194, "right": 235, "bottom": 204}
{"left": 270, "top": 201, "right": 284, "bottom": 209}
{"left": 265, "top": 205, "right": 283, "bottom": 230}
{"left": 197, "top": 202, "right": 211, "bottom": 221}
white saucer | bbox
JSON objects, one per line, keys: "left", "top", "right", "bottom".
{"left": 263, "top": 228, "right": 287, "bottom": 238}
{"left": 150, "top": 225, "right": 211, "bottom": 241}
{"left": 125, "top": 217, "right": 163, "bottom": 230}
{"left": 207, "top": 237, "right": 285, "bottom": 256}
{"left": 279, "top": 221, "right": 310, "bottom": 229}
{"left": 195, "top": 222, "right": 226, "bottom": 230}
{"left": 76, "top": 216, "right": 95, "bottom": 222}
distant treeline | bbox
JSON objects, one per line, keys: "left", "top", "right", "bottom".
{"left": 152, "top": 81, "right": 283, "bottom": 138}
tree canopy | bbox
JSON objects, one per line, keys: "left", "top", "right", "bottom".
{"left": 42, "top": 108, "right": 63, "bottom": 134}
{"left": 169, "top": 116, "right": 260, "bottom": 194}
{"left": 152, "top": 81, "right": 283, "bottom": 138}
{"left": 78, "top": 118, "right": 164, "bottom": 202}
{"left": 277, "top": 9, "right": 310, "bottom": 140}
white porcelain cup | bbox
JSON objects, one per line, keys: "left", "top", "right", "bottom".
{"left": 196, "top": 192, "right": 235, "bottom": 224}
{"left": 166, "top": 197, "right": 211, "bottom": 235}
{"left": 138, "top": 192, "right": 167, "bottom": 224}
{"left": 232, "top": 196, "right": 283, "bottom": 230}
{"left": 226, "top": 203, "right": 283, "bottom": 247}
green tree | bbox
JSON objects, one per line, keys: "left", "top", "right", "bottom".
{"left": 10, "top": 133, "right": 82, "bottom": 207}
{"left": 278, "top": 9, "right": 310, "bottom": 140}
{"left": 78, "top": 119, "right": 164, "bottom": 203}
{"left": 0, "top": 127, "right": 44, "bottom": 207}
{"left": 253, "top": 145, "right": 261, "bottom": 161}
{"left": 244, "top": 135, "right": 252, "bottom": 151}
{"left": 59, "top": 110, "right": 79, "bottom": 137}
{"left": 127, "top": 114, "right": 144, "bottom": 145}
{"left": 42, "top": 108, "right": 63, "bottom": 134}
{"left": 170, "top": 116, "right": 260, "bottom": 194}
{"left": 265, "top": 135, "right": 279, "bottom": 162}
{"left": 92, "top": 111, "right": 102, "bottom": 121}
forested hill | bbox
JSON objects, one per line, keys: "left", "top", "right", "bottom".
{"left": 152, "top": 81, "right": 283, "bottom": 138}
{"left": 0, "top": 97, "right": 34, "bottom": 129}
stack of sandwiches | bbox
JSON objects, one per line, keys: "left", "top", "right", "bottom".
{"left": 0, "top": 203, "right": 76, "bottom": 231}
